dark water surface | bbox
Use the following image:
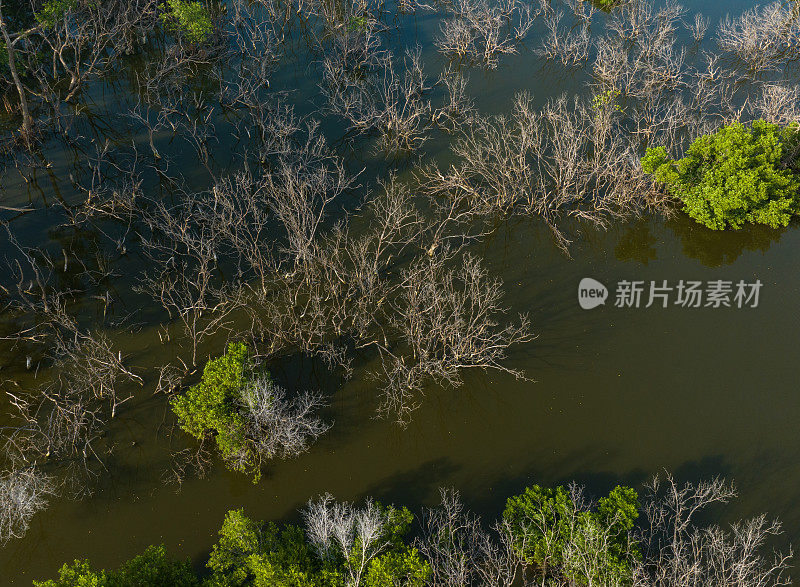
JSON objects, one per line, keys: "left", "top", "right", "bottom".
{"left": 2, "top": 0, "right": 800, "bottom": 583}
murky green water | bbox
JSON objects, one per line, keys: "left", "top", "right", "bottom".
{"left": 2, "top": 0, "right": 800, "bottom": 583}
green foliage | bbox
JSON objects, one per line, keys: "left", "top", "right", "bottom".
{"left": 589, "top": 0, "right": 619, "bottom": 10}
{"left": 591, "top": 88, "right": 621, "bottom": 113}
{"left": 113, "top": 545, "right": 199, "bottom": 586}
{"left": 34, "top": 560, "right": 107, "bottom": 587}
{"left": 171, "top": 342, "right": 252, "bottom": 471}
{"left": 347, "top": 16, "right": 369, "bottom": 31}
{"left": 503, "top": 484, "right": 640, "bottom": 585}
{"left": 206, "top": 506, "right": 429, "bottom": 587}
{"left": 363, "top": 547, "right": 430, "bottom": 587}
{"left": 206, "top": 509, "right": 318, "bottom": 586}
{"left": 642, "top": 120, "right": 800, "bottom": 230}
{"left": 161, "top": 0, "right": 213, "bottom": 44}
{"left": 33, "top": 546, "right": 197, "bottom": 587}
{"left": 35, "top": 0, "right": 78, "bottom": 28}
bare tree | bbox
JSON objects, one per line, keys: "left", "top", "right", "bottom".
{"left": 417, "top": 488, "right": 522, "bottom": 587}
{"left": 229, "top": 374, "right": 331, "bottom": 472}
{"left": 137, "top": 192, "right": 242, "bottom": 367}
{"left": 0, "top": 227, "right": 140, "bottom": 472}
{"left": 4, "top": 329, "right": 141, "bottom": 473}
{"left": 536, "top": 5, "right": 591, "bottom": 67}
{"left": 633, "top": 473, "right": 793, "bottom": 587}
{"left": 417, "top": 487, "right": 486, "bottom": 586}
{"left": 0, "top": 466, "right": 55, "bottom": 544}
{"left": 0, "top": 0, "right": 33, "bottom": 141}
{"left": 717, "top": 2, "right": 800, "bottom": 74}
{"left": 378, "top": 253, "right": 531, "bottom": 421}
{"left": 435, "top": 0, "right": 535, "bottom": 68}
{"left": 322, "top": 45, "right": 433, "bottom": 153}
{"left": 303, "top": 494, "right": 399, "bottom": 586}
{"left": 687, "top": 12, "right": 709, "bottom": 42}
{"left": 751, "top": 83, "right": 800, "bottom": 126}
{"left": 432, "top": 66, "right": 475, "bottom": 132}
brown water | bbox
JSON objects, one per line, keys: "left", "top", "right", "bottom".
{"left": 2, "top": 0, "right": 800, "bottom": 583}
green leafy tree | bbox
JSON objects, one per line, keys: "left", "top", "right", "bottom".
{"left": 206, "top": 505, "right": 429, "bottom": 587}
{"left": 34, "top": 546, "right": 197, "bottom": 587}
{"left": 34, "top": 560, "right": 107, "bottom": 587}
{"left": 206, "top": 509, "right": 337, "bottom": 587}
{"left": 171, "top": 342, "right": 252, "bottom": 471}
{"left": 642, "top": 120, "right": 800, "bottom": 230}
{"left": 113, "top": 545, "right": 198, "bottom": 586}
{"left": 503, "top": 484, "right": 640, "bottom": 585}
{"left": 171, "top": 342, "right": 329, "bottom": 482}
{"left": 362, "top": 547, "right": 430, "bottom": 587}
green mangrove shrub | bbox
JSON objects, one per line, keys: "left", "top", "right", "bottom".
{"left": 171, "top": 342, "right": 330, "bottom": 481}
{"left": 171, "top": 341, "right": 252, "bottom": 471}
{"left": 207, "top": 503, "right": 430, "bottom": 587}
{"left": 160, "top": 0, "right": 213, "bottom": 44}
{"left": 642, "top": 120, "right": 800, "bottom": 230}
{"left": 33, "top": 545, "right": 198, "bottom": 587}
{"left": 502, "top": 484, "right": 640, "bottom": 585}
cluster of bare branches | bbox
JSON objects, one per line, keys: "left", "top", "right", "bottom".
{"left": 752, "top": 83, "right": 800, "bottom": 127}
{"left": 0, "top": 0, "right": 160, "bottom": 142}
{"left": 435, "top": 0, "right": 535, "bottom": 68}
{"left": 414, "top": 476, "right": 793, "bottom": 587}
{"left": 4, "top": 330, "right": 141, "bottom": 472}
{"left": 433, "top": 67, "right": 476, "bottom": 131}
{"left": 231, "top": 374, "right": 331, "bottom": 470}
{"left": 303, "top": 493, "right": 414, "bottom": 585}
{"left": 687, "top": 12, "right": 709, "bottom": 42}
{"left": 0, "top": 466, "right": 55, "bottom": 544}
{"left": 419, "top": 92, "right": 667, "bottom": 248}
{"left": 123, "top": 89, "right": 529, "bottom": 424}
{"left": 717, "top": 2, "right": 800, "bottom": 74}
{"left": 632, "top": 473, "right": 793, "bottom": 586}
{"left": 322, "top": 45, "right": 433, "bottom": 152}
{"left": 417, "top": 488, "right": 520, "bottom": 586}
{"left": 0, "top": 227, "right": 141, "bottom": 479}
{"left": 136, "top": 192, "right": 242, "bottom": 368}
{"left": 535, "top": 0, "right": 594, "bottom": 67}
{"left": 377, "top": 253, "right": 532, "bottom": 420}
{"left": 243, "top": 169, "right": 528, "bottom": 421}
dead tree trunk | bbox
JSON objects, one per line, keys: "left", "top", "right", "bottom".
{"left": 0, "top": 0, "right": 33, "bottom": 142}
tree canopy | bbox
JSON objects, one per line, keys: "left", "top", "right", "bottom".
{"left": 642, "top": 120, "right": 800, "bottom": 230}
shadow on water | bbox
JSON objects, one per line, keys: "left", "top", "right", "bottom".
{"left": 666, "top": 215, "right": 787, "bottom": 267}
{"left": 614, "top": 218, "right": 660, "bottom": 266}
{"left": 359, "top": 457, "right": 463, "bottom": 512}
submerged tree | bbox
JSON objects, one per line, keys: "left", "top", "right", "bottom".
{"left": 633, "top": 474, "right": 792, "bottom": 586}
{"left": 170, "top": 342, "right": 330, "bottom": 481}
{"left": 0, "top": 466, "right": 55, "bottom": 544}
